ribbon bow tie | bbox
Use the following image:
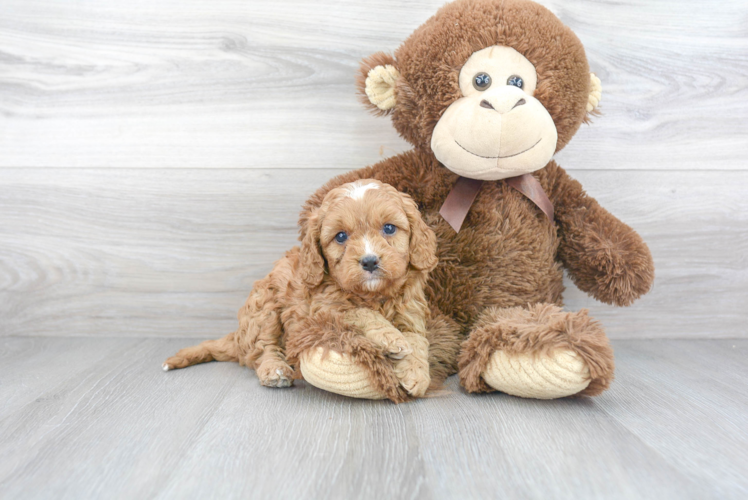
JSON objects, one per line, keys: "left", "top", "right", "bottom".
{"left": 439, "top": 174, "right": 554, "bottom": 232}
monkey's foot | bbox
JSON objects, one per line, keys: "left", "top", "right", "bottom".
{"left": 299, "top": 347, "right": 387, "bottom": 400}
{"left": 458, "top": 303, "right": 615, "bottom": 398}
{"left": 481, "top": 349, "right": 590, "bottom": 399}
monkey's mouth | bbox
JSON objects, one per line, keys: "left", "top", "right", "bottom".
{"left": 455, "top": 138, "right": 542, "bottom": 160}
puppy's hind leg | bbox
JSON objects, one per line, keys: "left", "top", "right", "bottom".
{"left": 245, "top": 316, "right": 295, "bottom": 389}
{"left": 163, "top": 332, "right": 239, "bottom": 371}
{"left": 164, "top": 254, "right": 295, "bottom": 387}
{"left": 239, "top": 277, "right": 295, "bottom": 388}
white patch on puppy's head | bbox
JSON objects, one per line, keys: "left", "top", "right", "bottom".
{"left": 364, "top": 237, "right": 374, "bottom": 256}
{"left": 346, "top": 181, "right": 379, "bottom": 200}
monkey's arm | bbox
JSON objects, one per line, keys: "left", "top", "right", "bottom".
{"left": 547, "top": 162, "right": 655, "bottom": 306}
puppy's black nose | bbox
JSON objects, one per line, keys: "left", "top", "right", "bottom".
{"left": 360, "top": 255, "right": 379, "bottom": 272}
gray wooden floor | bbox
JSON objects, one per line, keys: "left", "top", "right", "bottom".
{"left": 0, "top": 337, "right": 745, "bottom": 499}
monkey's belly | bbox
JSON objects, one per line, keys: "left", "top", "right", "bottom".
{"left": 427, "top": 249, "right": 563, "bottom": 328}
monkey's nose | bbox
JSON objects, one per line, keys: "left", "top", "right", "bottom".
{"left": 480, "top": 97, "right": 526, "bottom": 113}
{"left": 360, "top": 255, "right": 379, "bottom": 272}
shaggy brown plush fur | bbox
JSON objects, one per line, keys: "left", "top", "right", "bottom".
{"left": 164, "top": 180, "right": 440, "bottom": 403}
{"left": 457, "top": 304, "right": 614, "bottom": 396}
{"left": 300, "top": 0, "right": 654, "bottom": 396}
{"left": 355, "top": 0, "right": 591, "bottom": 152}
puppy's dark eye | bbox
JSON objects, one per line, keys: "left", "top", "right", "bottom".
{"left": 383, "top": 224, "right": 397, "bottom": 235}
{"left": 334, "top": 231, "right": 348, "bottom": 244}
{"left": 473, "top": 72, "right": 492, "bottom": 91}
{"left": 507, "top": 75, "right": 524, "bottom": 89}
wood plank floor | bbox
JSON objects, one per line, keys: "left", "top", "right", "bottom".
{"left": 0, "top": 338, "right": 745, "bottom": 499}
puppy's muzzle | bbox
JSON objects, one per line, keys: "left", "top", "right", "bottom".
{"left": 360, "top": 255, "right": 379, "bottom": 272}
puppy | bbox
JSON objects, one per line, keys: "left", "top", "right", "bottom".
{"left": 163, "top": 179, "right": 438, "bottom": 402}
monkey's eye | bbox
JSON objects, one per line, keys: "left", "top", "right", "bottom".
{"left": 382, "top": 224, "right": 397, "bottom": 235}
{"left": 507, "top": 75, "right": 524, "bottom": 89}
{"left": 473, "top": 72, "right": 492, "bottom": 91}
{"left": 334, "top": 231, "right": 348, "bottom": 244}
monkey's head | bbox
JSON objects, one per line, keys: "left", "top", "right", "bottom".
{"left": 357, "top": 0, "right": 601, "bottom": 181}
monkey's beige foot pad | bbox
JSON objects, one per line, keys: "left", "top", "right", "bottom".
{"left": 481, "top": 349, "right": 591, "bottom": 399}
{"left": 299, "top": 347, "right": 386, "bottom": 400}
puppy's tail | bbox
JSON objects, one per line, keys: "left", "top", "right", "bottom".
{"left": 162, "top": 332, "right": 240, "bottom": 372}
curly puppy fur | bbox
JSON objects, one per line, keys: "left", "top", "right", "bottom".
{"left": 164, "top": 180, "right": 441, "bottom": 403}
{"left": 299, "top": 0, "right": 654, "bottom": 396}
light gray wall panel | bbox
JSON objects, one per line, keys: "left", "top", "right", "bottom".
{"left": 0, "top": 0, "right": 745, "bottom": 170}
{"left": 1, "top": 168, "right": 744, "bottom": 338}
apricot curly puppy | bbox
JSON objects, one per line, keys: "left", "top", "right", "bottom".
{"left": 163, "top": 179, "right": 438, "bottom": 403}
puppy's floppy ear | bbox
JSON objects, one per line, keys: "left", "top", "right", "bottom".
{"left": 356, "top": 52, "right": 399, "bottom": 116}
{"left": 399, "top": 193, "right": 438, "bottom": 272}
{"left": 299, "top": 208, "right": 326, "bottom": 288}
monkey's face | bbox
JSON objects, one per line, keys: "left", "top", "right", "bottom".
{"left": 430, "top": 46, "right": 558, "bottom": 181}
{"left": 357, "top": 0, "right": 601, "bottom": 175}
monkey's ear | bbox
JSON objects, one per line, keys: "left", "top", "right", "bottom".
{"left": 356, "top": 52, "right": 399, "bottom": 115}
{"left": 586, "top": 73, "right": 602, "bottom": 115}
{"left": 299, "top": 209, "right": 326, "bottom": 288}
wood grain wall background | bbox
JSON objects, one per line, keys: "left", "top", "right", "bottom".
{"left": 1, "top": 0, "right": 746, "bottom": 339}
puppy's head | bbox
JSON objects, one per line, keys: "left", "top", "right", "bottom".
{"left": 300, "top": 179, "right": 437, "bottom": 296}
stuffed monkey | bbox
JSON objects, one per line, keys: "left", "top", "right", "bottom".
{"left": 295, "top": 0, "right": 654, "bottom": 400}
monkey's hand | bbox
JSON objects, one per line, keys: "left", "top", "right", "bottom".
{"left": 552, "top": 165, "right": 655, "bottom": 307}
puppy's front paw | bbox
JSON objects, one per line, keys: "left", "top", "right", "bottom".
{"left": 256, "top": 361, "right": 294, "bottom": 388}
{"left": 380, "top": 333, "right": 413, "bottom": 360}
{"left": 393, "top": 336, "right": 430, "bottom": 397}
{"left": 344, "top": 309, "right": 412, "bottom": 359}
{"left": 394, "top": 356, "right": 431, "bottom": 397}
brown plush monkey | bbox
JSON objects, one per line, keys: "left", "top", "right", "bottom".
{"left": 296, "top": 0, "right": 655, "bottom": 399}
